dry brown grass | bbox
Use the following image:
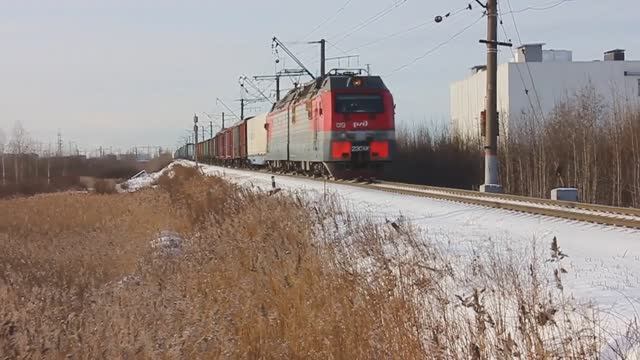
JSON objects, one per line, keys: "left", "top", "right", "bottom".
{"left": 93, "top": 178, "right": 117, "bottom": 194}
{"left": 0, "top": 165, "right": 632, "bottom": 358}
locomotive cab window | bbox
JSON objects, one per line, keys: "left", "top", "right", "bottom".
{"left": 335, "top": 94, "right": 384, "bottom": 113}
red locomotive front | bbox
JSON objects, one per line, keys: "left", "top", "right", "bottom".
{"left": 265, "top": 72, "right": 396, "bottom": 179}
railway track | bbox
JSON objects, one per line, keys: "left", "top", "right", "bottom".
{"left": 196, "top": 162, "right": 640, "bottom": 230}
{"left": 256, "top": 169, "right": 640, "bottom": 230}
{"left": 365, "top": 181, "right": 640, "bottom": 230}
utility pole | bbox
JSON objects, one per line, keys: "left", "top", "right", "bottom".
{"left": 320, "top": 39, "right": 326, "bottom": 77}
{"left": 215, "top": 97, "right": 240, "bottom": 123}
{"left": 210, "top": 121, "right": 213, "bottom": 139}
{"left": 479, "top": 0, "right": 511, "bottom": 193}
{"left": 57, "top": 131, "right": 63, "bottom": 157}
{"left": 308, "top": 39, "right": 327, "bottom": 77}
{"left": 254, "top": 69, "right": 306, "bottom": 102}
{"left": 236, "top": 97, "right": 263, "bottom": 120}
{"left": 222, "top": 112, "right": 225, "bottom": 129}
{"left": 193, "top": 114, "right": 199, "bottom": 167}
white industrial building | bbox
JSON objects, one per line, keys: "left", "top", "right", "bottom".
{"left": 450, "top": 44, "right": 640, "bottom": 140}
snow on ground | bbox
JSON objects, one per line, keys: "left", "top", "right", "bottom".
{"left": 197, "top": 163, "right": 640, "bottom": 325}
{"left": 135, "top": 161, "right": 640, "bottom": 337}
{"left": 375, "top": 182, "right": 640, "bottom": 222}
{"left": 119, "top": 161, "right": 185, "bottom": 192}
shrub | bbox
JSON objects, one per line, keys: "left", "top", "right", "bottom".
{"left": 0, "top": 166, "right": 634, "bottom": 358}
{"left": 94, "top": 179, "right": 116, "bottom": 194}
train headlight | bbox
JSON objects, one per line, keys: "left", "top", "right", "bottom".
{"left": 370, "top": 141, "right": 389, "bottom": 159}
{"left": 331, "top": 141, "right": 352, "bottom": 160}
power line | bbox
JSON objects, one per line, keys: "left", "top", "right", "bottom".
{"left": 386, "top": 13, "right": 486, "bottom": 76}
{"left": 502, "top": 0, "right": 576, "bottom": 15}
{"left": 294, "top": 1, "right": 409, "bottom": 64}
{"left": 498, "top": 8, "right": 541, "bottom": 123}
{"left": 346, "top": 18, "right": 438, "bottom": 53}
{"left": 307, "top": 40, "right": 357, "bottom": 69}
{"left": 504, "top": 0, "right": 545, "bottom": 122}
{"left": 301, "top": 0, "right": 355, "bottom": 40}
{"left": 344, "top": 3, "right": 475, "bottom": 54}
{"left": 327, "top": 40, "right": 350, "bottom": 56}
{"left": 330, "top": 0, "right": 409, "bottom": 45}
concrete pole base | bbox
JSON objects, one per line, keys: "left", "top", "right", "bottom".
{"left": 551, "top": 188, "right": 578, "bottom": 202}
{"left": 480, "top": 184, "right": 503, "bottom": 193}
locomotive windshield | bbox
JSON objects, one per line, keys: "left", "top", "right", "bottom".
{"left": 335, "top": 94, "right": 384, "bottom": 113}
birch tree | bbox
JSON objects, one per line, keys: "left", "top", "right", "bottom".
{"left": 0, "top": 128, "right": 5, "bottom": 185}
{"left": 8, "top": 121, "right": 32, "bottom": 183}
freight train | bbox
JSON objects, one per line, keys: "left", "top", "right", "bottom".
{"left": 175, "top": 71, "right": 396, "bottom": 179}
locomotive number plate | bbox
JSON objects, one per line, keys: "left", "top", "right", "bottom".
{"left": 351, "top": 145, "right": 370, "bottom": 152}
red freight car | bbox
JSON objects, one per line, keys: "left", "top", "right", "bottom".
{"left": 239, "top": 120, "right": 247, "bottom": 160}
{"left": 232, "top": 124, "right": 240, "bottom": 159}
{"left": 224, "top": 128, "right": 233, "bottom": 161}
{"left": 195, "top": 141, "right": 205, "bottom": 162}
{"left": 231, "top": 120, "right": 248, "bottom": 162}
{"left": 215, "top": 131, "right": 225, "bottom": 160}
{"left": 209, "top": 136, "right": 218, "bottom": 161}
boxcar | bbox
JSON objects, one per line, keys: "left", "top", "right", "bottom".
{"left": 232, "top": 123, "right": 241, "bottom": 159}
{"left": 209, "top": 137, "right": 218, "bottom": 160}
{"left": 247, "top": 113, "right": 268, "bottom": 166}
{"left": 224, "top": 129, "right": 233, "bottom": 160}
{"left": 231, "top": 120, "right": 248, "bottom": 162}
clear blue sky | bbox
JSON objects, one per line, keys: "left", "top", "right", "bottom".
{"left": 0, "top": 0, "right": 637, "bottom": 152}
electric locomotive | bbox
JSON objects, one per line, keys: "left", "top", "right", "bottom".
{"left": 265, "top": 70, "right": 396, "bottom": 179}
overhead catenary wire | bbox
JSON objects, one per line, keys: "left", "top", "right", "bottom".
{"left": 386, "top": 13, "right": 486, "bottom": 76}
{"left": 497, "top": 8, "right": 542, "bottom": 124}
{"left": 502, "top": 0, "right": 576, "bottom": 15}
{"left": 297, "top": 2, "right": 472, "bottom": 76}
{"left": 329, "top": 0, "right": 410, "bottom": 45}
{"left": 504, "top": 0, "right": 546, "bottom": 122}
{"left": 344, "top": 3, "right": 475, "bottom": 54}
{"left": 292, "top": 1, "right": 409, "bottom": 65}
{"left": 301, "top": 0, "right": 355, "bottom": 40}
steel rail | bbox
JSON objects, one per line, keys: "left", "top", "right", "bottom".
{"left": 267, "top": 171, "right": 640, "bottom": 230}
{"left": 204, "top": 164, "right": 640, "bottom": 230}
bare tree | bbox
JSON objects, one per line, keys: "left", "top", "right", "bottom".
{"left": 8, "top": 121, "right": 33, "bottom": 183}
{"left": 0, "top": 128, "right": 5, "bottom": 186}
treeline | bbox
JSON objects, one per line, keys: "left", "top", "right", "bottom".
{"left": 384, "top": 125, "right": 483, "bottom": 190}
{"left": 389, "top": 86, "right": 640, "bottom": 208}
{"left": 0, "top": 122, "right": 173, "bottom": 197}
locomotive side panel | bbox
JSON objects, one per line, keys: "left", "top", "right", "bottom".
{"left": 265, "top": 109, "right": 288, "bottom": 161}
{"left": 288, "top": 101, "right": 321, "bottom": 162}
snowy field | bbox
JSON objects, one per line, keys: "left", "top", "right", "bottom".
{"left": 126, "top": 161, "right": 640, "bottom": 343}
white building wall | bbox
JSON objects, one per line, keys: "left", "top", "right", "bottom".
{"left": 451, "top": 59, "right": 640, "bottom": 140}
{"left": 450, "top": 64, "right": 510, "bottom": 140}
{"left": 507, "top": 61, "right": 640, "bottom": 120}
